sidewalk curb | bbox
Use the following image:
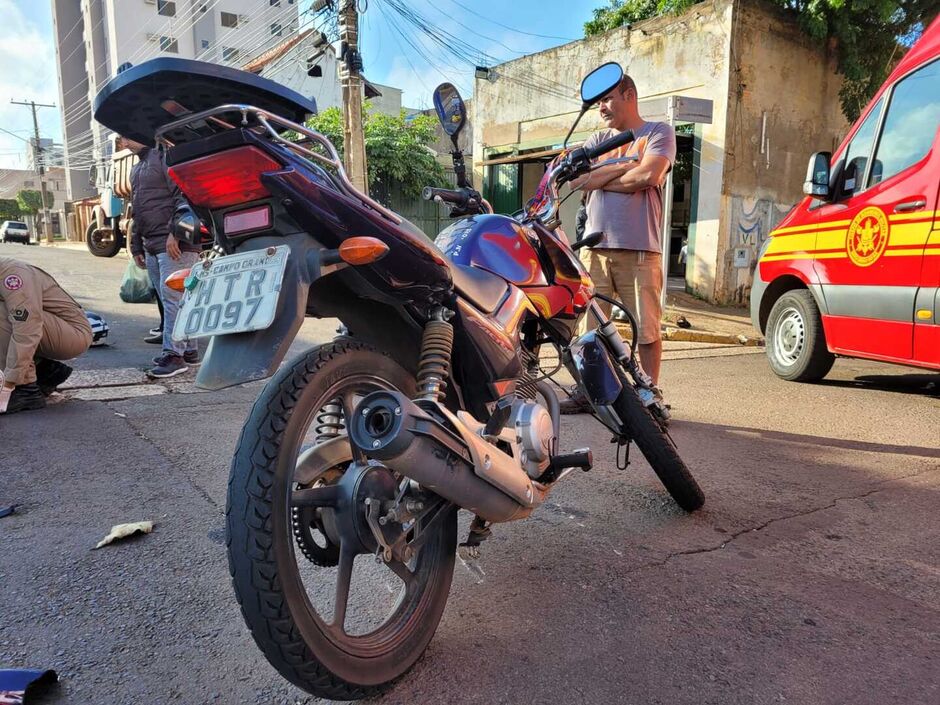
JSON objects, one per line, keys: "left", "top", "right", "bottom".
{"left": 614, "top": 322, "right": 765, "bottom": 347}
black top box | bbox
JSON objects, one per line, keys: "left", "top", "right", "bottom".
{"left": 93, "top": 57, "right": 318, "bottom": 146}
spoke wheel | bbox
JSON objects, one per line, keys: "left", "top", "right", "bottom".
{"left": 227, "top": 340, "right": 457, "bottom": 700}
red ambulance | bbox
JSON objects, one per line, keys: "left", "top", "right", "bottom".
{"left": 751, "top": 16, "right": 940, "bottom": 381}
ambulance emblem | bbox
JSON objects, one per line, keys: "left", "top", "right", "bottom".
{"left": 846, "top": 207, "right": 889, "bottom": 267}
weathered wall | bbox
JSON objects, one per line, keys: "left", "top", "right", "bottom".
{"left": 718, "top": 0, "right": 848, "bottom": 304}
{"left": 472, "top": 0, "right": 735, "bottom": 298}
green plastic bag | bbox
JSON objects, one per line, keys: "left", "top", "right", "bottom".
{"left": 119, "top": 258, "right": 155, "bottom": 304}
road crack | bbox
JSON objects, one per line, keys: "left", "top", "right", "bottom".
{"left": 639, "top": 466, "right": 939, "bottom": 571}
{"left": 106, "top": 401, "right": 223, "bottom": 513}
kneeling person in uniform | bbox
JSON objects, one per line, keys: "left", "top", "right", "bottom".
{"left": 0, "top": 257, "right": 93, "bottom": 414}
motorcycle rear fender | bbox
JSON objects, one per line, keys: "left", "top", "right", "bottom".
{"left": 195, "top": 232, "right": 326, "bottom": 390}
{"left": 569, "top": 330, "right": 623, "bottom": 405}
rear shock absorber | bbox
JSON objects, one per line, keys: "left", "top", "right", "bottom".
{"left": 314, "top": 398, "right": 345, "bottom": 443}
{"left": 416, "top": 309, "right": 454, "bottom": 402}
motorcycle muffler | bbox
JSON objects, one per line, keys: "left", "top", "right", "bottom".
{"left": 348, "top": 390, "right": 538, "bottom": 523}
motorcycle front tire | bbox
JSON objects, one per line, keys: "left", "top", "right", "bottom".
{"left": 614, "top": 382, "right": 705, "bottom": 512}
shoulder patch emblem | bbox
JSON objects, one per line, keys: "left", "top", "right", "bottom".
{"left": 12, "top": 308, "right": 29, "bottom": 322}
{"left": 3, "top": 274, "right": 23, "bottom": 291}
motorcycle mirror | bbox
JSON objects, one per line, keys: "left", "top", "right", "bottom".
{"left": 433, "top": 83, "right": 467, "bottom": 141}
{"left": 580, "top": 62, "right": 624, "bottom": 106}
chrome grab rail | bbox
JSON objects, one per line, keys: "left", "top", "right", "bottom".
{"left": 154, "top": 103, "right": 402, "bottom": 225}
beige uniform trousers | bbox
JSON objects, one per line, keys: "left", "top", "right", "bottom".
{"left": 578, "top": 248, "right": 663, "bottom": 344}
{"left": 0, "top": 257, "right": 93, "bottom": 386}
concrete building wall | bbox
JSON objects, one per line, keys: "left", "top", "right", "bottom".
{"left": 0, "top": 168, "right": 70, "bottom": 210}
{"left": 252, "top": 36, "right": 344, "bottom": 111}
{"left": 0, "top": 167, "right": 72, "bottom": 238}
{"left": 366, "top": 84, "right": 403, "bottom": 117}
{"left": 717, "top": 0, "right": 848, "bottom": 303}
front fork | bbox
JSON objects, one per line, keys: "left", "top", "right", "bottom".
{"left": 573, "top": 301, "right": 668, "bottom": 420}
{"left": 586, "top": 301, "right": 655, "bottom": 389}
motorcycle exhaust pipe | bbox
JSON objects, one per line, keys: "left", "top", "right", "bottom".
{"left": 348, "top": 390, "right": 537, "bottom": 523}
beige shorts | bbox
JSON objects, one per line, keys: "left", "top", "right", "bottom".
{"left": 578, "top": 248, "right": 663, "bottom": 344}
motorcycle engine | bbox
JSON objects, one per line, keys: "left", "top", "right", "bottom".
{"left": 509, "top": 400, "right": 555, "bottom": 479}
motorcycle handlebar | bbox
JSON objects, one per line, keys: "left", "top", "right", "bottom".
{"left": 583, "top": 129, "right": 635, "bottom": 161}
{"left": 422, "top": 186, "right": 469, "bottom": 206}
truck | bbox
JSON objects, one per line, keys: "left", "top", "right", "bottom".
{"left": 86, "top": 139, "right": 138, "bottom": 257}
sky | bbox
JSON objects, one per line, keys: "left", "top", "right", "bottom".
{"left": 0, "top": 0, "right": 600, "bottom": 169}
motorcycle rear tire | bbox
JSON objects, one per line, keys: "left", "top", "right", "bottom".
{"left": 614, "top": 383, "right": 705, "bottom": 512}
{"left": 227, "top": 339, "right": 457, "bottom": 700}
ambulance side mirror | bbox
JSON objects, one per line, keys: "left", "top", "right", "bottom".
{"left": 803, "top": 151, "right": 832, "bottom": 201}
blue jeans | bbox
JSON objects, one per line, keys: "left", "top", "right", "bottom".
{"left": 146, "top": 251, "right": 199, "bottom": 357}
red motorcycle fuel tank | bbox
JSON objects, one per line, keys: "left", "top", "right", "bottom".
{"left": 436, "top": 214, "right": 591, "bottom": 320}
{"left": 437, "top": 214, "right": 548, "bottom": 286}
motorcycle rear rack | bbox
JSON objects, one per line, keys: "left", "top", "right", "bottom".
{"left": 154, "top": 103, "right": 402, "bottom": 226}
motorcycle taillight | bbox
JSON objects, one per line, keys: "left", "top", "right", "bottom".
{"left": 167, "top": 146, "right": 283, "bottom": 208}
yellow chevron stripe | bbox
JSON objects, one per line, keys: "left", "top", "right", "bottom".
{"left": 760, "top": 251, "right": 848, "bottom": 262}
{"left": 771, "top": 220, "right": 850, "bottom": 236}
{"left": 889, "top": 209, "right": 940, "bottom": 222}
{"left": 764, "top": 232, "right": 815, "bottom": 254}
{"left": 885, "top": 248, "right": 926, "bottom": 257}
{"left": 769, "top": 210, "right": 939, "bottom": 238}
{"left": 888, "top": 221, "right": 934, "bottom": 246}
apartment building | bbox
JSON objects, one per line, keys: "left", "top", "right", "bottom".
{"left": 52, "top": 0, "right": 302, "bottom": 200}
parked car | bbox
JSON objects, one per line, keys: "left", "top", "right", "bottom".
{"left": 0, "top": 220, "right": 31, "bottom": 244}
{"left": 751, "top": 15, "right": 939, "bottom": 381}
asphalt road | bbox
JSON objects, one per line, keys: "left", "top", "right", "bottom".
{"left": 1, "top": 243, "right": 938, "bottom": 705}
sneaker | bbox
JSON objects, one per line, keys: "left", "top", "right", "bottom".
{"left": 559, "top": 387, "right": 593, "bottom": 415}
{"left": 154, "top": 351, "right": 200, "bottom": 366}
{"left": 149, "top": 327, "right": 162, "bottom": 336}
{"left": 144, "top": 332, "right": 163, "bottom": 344}
{"left": 5, "top": 383, "right": 46, "bottom": 414}
{"left": 35, "top": 358, "right": 73, "bottom": 396}
{"left": 147, "top": 354, "right": 188, "bottom": 379}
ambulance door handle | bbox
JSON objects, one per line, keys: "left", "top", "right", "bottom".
{"left": 894, "top": 199, "right": 926, "bottom": 213}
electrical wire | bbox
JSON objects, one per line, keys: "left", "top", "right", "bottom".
{"left": 441, "top": 0, "right": 577, "bottom": 42}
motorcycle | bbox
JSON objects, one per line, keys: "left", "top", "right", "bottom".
{"left": 94, "top": 57, "right": 703, "bottom": 700}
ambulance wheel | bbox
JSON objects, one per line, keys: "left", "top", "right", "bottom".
{"left": 766, "top": 290, "right": 834, "bottom": 382}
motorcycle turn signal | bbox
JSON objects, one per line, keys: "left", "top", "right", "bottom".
{"left": 321, "top": 237, "right": 390, "bottom": 266}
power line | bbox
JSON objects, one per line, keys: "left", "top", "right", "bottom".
{"left": 442, "top": 0, "right": 577, "bottom": 42}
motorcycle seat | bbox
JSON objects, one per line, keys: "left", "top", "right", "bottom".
{"left": 450, "top": 263, "right": 509, "bottom": 314}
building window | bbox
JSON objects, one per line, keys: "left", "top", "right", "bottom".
{"left": 157, "top": 0, "right": 176, "bottom": 16}
{"left": 270, "top": 0, "right": 280, "bottom": 5}
{"left": 160, "top": 36, "right": 179, "bottom": 53}
{"left": 201, "top": 39, "right": 210, "bottom": 49}
{"left": 222, "top": 46, "right": 240, "bottom": 62}
{"left": 23, "top": 180, "right": 33, "bottom": 188}
{"left": 271, "top": 22, "right": 283, "bottom": 36}
{"left": 221, "top": 11, "right": 238, "bottom": 28}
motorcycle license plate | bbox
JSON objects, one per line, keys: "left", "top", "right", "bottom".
{"left": 172, "top": 246, "right": 289, "bottom": 341}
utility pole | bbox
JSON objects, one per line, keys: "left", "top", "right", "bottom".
{"left": 11, "top": 99, "right": 57, "bottom": 244}
{"left": 338, "top": 0, "right": 368, "bottom": 194}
